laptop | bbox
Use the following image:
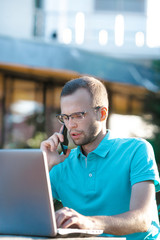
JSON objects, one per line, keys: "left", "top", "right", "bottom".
{"left": 0, "top": 149, "right": 103, "bottom": 237}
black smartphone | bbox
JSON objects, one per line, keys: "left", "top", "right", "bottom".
{"left": 60, "top": 125, "right": 68, "bottom": 155}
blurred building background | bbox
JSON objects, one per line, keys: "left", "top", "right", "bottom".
{"left": 1, "top": 0, "right": 160, "bottom": 59}
{"left": 0, "top": 0, "right": 160, "bottom": 165}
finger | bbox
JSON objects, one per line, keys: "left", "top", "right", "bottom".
{"left": 40, "top": 140, "right": 54, "bottom": 152}
{"left": 49, "top": 136, "right": 58, "bottom": 150}
{"left": 59, "top": 125, "right": 64, "bottom": 134}
{"left": 54, "top": 132, "right": 64, "bottom": 143}
{"left": 55, "top": 207, "right": 69, "bottom": 220}
{"left": 56, "top": 208, "right": 72, "bottom": 228}
{"left": 43, "top": 139, "right": 56, "bottom": 152}
{"left": 56, "top": 215, "right": 70, "bottom": 228}
{"left": 61, "top": 216, "right": 78, "bottom": 229}
{"left": 44, "top": 133, "right": 63, "bottom": 151}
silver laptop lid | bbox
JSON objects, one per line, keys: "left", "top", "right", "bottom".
{"left": 0, "top": 149, "right": 57, "bottom": 237}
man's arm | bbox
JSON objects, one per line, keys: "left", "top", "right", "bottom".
{"left": 55, "top": 181, "right": 155, "bottom": 235}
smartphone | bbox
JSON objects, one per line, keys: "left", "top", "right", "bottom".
{"left": 60, "top": 125, "right": 68, "bottom": 155}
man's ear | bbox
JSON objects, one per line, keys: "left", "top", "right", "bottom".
{"left": 100, "top": 107, "right": 108, "bottom": 121}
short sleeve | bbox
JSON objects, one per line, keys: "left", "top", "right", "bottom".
{"left": 130, "top": 139, "right": 160, "bottom": 192}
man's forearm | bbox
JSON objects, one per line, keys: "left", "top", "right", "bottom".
{"left": 90, "top": 210, "right": 151, "bottom": 235}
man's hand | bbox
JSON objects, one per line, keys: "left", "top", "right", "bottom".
{"left": 55, "top": 181, "right": 154, "bottom": 235}
{"left": 55, "top": 207, "right": 96, "bottom": 230}
{"left": 40, "top": 132, "right": 71, "bottom": 170}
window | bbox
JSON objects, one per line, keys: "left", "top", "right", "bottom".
{"left": 95, "top": 0, "right": 145, "bottom": 13}
{"left": 0, "top": 74, "right": 63, "bottom": 149}
{"left": 2, "top": 79, "right": 45, "bottom": 148}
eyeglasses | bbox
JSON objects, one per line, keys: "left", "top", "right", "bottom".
{"left": 56, "top": 107, "right": 101, "bottom": 124}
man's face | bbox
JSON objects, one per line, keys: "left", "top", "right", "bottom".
{"left": 60, "top": 88, "right": 101, "bottom": 146}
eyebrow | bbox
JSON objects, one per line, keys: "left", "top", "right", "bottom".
{"left": 61, "top": 111, "right": 86, "bottom": 116}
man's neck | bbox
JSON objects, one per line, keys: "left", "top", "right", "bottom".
{"left": 81, "top": 130, "right": 107, "bottom": 156}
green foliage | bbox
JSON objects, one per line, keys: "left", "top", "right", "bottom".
{"left": 141, "top": 60, "right": 160, "bottom": 166}
{"left": 143, "top": 86, "right": 160, "bottom": 166}
{"left": 147, "top": 137, "right": 160, "bottom": 168}
{"left": 143, "top": 92, "right": 160, "bottom": 132}
{"left": 152, "top": 60, "right": 160, "bottom": 73}
{"left": 27, "top": 131, "right": 47, "bottom": 148}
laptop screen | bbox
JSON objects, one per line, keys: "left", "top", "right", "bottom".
{"left": 0, "top": 149, "right": 57, "bottom": 237}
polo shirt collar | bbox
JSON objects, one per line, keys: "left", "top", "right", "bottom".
{"left": 76, "top": 129, "right": 115, "bottom": 158}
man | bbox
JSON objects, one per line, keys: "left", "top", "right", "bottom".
{"left": 41, "top": 76, "right": 160, "bottom": 239}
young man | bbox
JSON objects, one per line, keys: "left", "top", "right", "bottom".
{"left": 41, "top": 76, "right": 160, "bottom": 239}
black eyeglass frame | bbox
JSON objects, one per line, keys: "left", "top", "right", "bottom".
{"left": 56, "top": 106, "right": 101, "bottom": 124}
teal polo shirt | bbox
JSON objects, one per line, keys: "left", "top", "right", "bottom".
{"left": 49, "top": 130, "right": 160, "bottom": 240}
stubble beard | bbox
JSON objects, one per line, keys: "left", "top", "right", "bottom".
{"left": 72, "top": 124, "right": 100, "bottom": 147}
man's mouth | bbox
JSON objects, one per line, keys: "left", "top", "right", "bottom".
{"left": 70, "top": 132, "right": 82, "bottom": 140}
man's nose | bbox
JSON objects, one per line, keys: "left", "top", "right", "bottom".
{"left": 67, "top": 117, "right": 77, "bottom": 129}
